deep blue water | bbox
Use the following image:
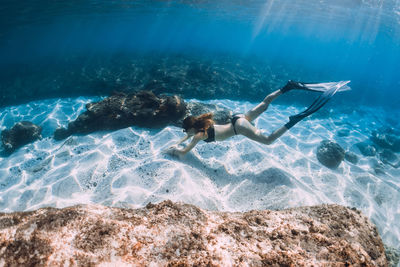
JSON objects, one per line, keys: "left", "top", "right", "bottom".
{"left": 0, "top": 0, "right": 399, "bottom": 107}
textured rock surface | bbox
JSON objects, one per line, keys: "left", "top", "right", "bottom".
{"left": 316, "top": 140, "right": 345, "bottom": 169}
{"left": 345, "top": 151, "right": 359, "bottom": 164}
{"left": 183, "top": 101, "right": 233, "bottom": 125}
{"left": 0, "top": 201, "right": 387, "bottom": 266}
{"left": 1, "top": 121, "right": 42, "bottom": 154}
{"left": 0, "top": 54, "right": 307, "bottom": 108}
{"left": 54, "top": 91, "right": 186, "bottom": 140}
{"left": 356, "top": 142, "right": 377, "bottom": 157}
{"left": 371, "top": 128, "right": 400, "bottom": 153}
{"left": 379, "top": 149, "right": 399, "bottom": 166}
{"left": 385, "top": 245, "right": 400, "bottom": 267}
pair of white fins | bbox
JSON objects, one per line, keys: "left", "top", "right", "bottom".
{"left": 302, "top": 80, "right": 351, "bottom": 92}
{"left": 283, "top": 80, "right": 351, "bottom": 129}
{"left": 284, "top": 80, "right": 351, "bottom": 93}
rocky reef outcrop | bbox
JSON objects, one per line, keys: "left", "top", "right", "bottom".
{"left": 316, "top": 140, "right": 345, "bottom": 169}
{"left": 183, "top": 101, "right": 232, "bottom": 125}
{"left": 356, "top": 142, "right": 377, "bottom": 157}
{"left": 0, "top": 54, "right": 303, "bottom": 108}
{"left": 352, "top": 127, "right": 400, "bottom": 173}
{"left": 54, "top": 91, "right": 186, "bottom": 140}
{"left": 344, "top": 151, "right": 359, "bottom": 164}
{"left": 1, "top": 121, "right": 42, "bottom": 155}
{"left": 371, "top": 128, "right": 400, "bottom": 153}
{"left": 0, "top": 201, "right": 387, "bottom": 266}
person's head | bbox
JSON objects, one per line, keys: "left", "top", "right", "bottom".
{"left": 182, "top": 113, "right": 214, "bottom": 136}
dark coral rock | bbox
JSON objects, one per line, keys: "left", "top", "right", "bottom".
{"left": 370, "top": 129, "right": 400, "bottom": 152}
{"left": 379, "top": 149, "right": 398, "bottom": 165}
{"left": 356, "top": 142, "right": 377, "bottom": 157}
{"left": 384, "top": 245, "right": 400, "bottom": 267}
{"left": 374, "top": 165, "right": 386, "bottom": 175}
{"left": 53, "top": 128, "right": 72, "bottom": 141}
{"left": 345, "top": 151, "right": 359, "bottom": 164}
{"left": 316, "top": 140, "right": 345, "bottom": 169}
{"left": 370, "top": 159, "right": 386, "bottom": 175}
{"left": 183, "top": 102, "right": 232, "bottom": 125}
{"left": 54, "top": 91, "right": 186, "bottom": 140}
{"left": 0, "top": 53, "right": 312, "bottom": 109}
{"left": 337, "top": 128, "right": 350, "bottom": 137}
{"left": 1, "top": 121, "right": 42, "bottom": 154}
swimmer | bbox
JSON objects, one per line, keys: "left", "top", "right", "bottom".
{"left": 166, "top": 80, "right": 350, "bottom": 157}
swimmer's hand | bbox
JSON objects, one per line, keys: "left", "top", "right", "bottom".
{"left": 165, "top": 146, "right": 181, "bottom": 157}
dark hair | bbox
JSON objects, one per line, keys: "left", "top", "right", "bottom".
{"left": 182, "top": 113, "right": 214, "bottom": 133}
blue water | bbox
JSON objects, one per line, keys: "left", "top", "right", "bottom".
{"left": 1, "top": 0, "right": 400, "bottom": 258}
{"left": 1, "top": 0, "right": 400, "bottom": 107}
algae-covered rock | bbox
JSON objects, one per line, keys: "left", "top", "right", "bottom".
{"left": 54, "top": 91, "right": 186, "bottom": 140}
{"left": 1, "top": 121, "right": 42, "bottom": 154}
{"left": 316, "top": 140, "right": 345, "bottom": 168}
{"left": 345, "top": 151, "right": 359, "bottom": 164}
{"left": 0, "top": 201, "right": 387, "bottom": 266}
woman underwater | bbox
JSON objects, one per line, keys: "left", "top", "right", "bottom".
{"left": 167, "top": 80, "right": 350, "bottom": 157}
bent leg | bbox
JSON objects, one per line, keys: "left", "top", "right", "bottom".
{"left": 235, "top": 119, "right": 288, "bottom": 145}
{"left": 245, "top": 89, "right": 282, "bottom": 122}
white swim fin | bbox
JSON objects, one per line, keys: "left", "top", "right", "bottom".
{"left": 281, "top": 80, "right": 351, "bottom": 93}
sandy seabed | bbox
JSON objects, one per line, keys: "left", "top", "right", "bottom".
{"left": 0, "top": 97, "right": 399, "bottom": 249}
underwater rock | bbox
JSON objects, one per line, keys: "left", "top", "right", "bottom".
{"left": 54, "top": 91, "right": 186, "bottom": 140}
{"left": 316, "top": 140, "right": 345, "bottom": 169}
{"left": 356, "top": 142, "right": 377, "bottom": 157}
{"left": 1, "top": 121, "right": 42, "bottom": 154}
{"left": 370, "top": 158, "right": 386, "bottom": 175}
{"left": 371, "top": 129, "right": 400, "bottom": 152}
{"left": 183, "top": 101, "right": 232, "bottom": 125}
{"left": 0, "top": 54, "right": 313, "bottom": 108}
{"left": 345, "top": 151, "right": 359, "bottom": 164}
{"left": 337, "top": 128, "right": 350, "bottom": 137}
{"left": 379, "top": 149, "right": 398, "bottom": 166}
{"left": 186, "top": 62, "right": 215, "bottom": 83}
{"left": 0, "top": 201, "right": 387, "bottom": 266}
{"left": 384, "top": 245, "right": 400, "bottom": 267}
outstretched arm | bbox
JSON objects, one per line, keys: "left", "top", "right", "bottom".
{"left": 176, "top": 135, "right": 190, "bottom": 146}
{"left": 168, "top": 133, "right": 203, "bottom": 157}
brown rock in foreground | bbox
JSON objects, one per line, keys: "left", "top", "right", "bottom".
{"left": 0, "top": 201, "right": 387, "bottom": 266}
